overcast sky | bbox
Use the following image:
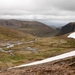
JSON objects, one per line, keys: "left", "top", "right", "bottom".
{"left": 0, "top": 0, "right": 75, "bottom": 27}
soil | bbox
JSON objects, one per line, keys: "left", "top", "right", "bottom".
{"left": 0, "top": 56, "right": 75, "bottom": 75}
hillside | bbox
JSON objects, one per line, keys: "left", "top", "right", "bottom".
{"left": 0, "top": 35, "right": 74, "bottom": 71}
{"left": 0, "top": 19, "right": 57, "bottom": 37}
{"left": 57, "top": 22, "right": 75, "bottom": 35}
{"left": 0, "top": 25, "right": 74, "bottom": 75}
{"left": 0, "top": 20, "right": 74, "bottom": 75}
{"left": 0, "top": 56, "right": 75, "bottom": 75}
{"left": 0, "top": 26, "right": 33, "bottom": 40}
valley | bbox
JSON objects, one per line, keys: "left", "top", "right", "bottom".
{"left": 0, "top": 0, "right": 75, "bottom": 75}
{"left": 0, "top": 20, "right": 74, "bottom": 75}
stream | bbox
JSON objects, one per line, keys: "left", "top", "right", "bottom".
{"left": 0, "top": 38, "right": 39, "bottom": 56}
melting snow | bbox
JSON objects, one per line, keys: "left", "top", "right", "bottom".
{"left": 7, "top": 44, "right": 15, "bottom": 48}
{"left": 8, "top": 50, "right": 75, "bottom": 70}
{"left": 27, "top": 47, "right": 38, "bottom": 53}
{"left": 68, "top": 32, "right": 75, "bottom": 39}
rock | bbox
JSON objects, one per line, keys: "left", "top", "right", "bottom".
{"left": 57, "top": 22, "right": 75, "bottom": 35}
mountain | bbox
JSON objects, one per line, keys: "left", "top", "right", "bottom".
{"left": 57, "top": 22, "right": 75, "bottom": 35}
{"left": 0, "top": 19, "right": 57, "bottom": 37}
{"left": 56, "top": 26, "right": 62, "bottom": 31}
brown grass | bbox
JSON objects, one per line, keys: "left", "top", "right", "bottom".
{"left": 0, "top": 36, "right": 74, "bottom": 69}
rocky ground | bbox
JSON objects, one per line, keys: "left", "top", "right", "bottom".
{"left": 0, "top": 56, "right": 75, "bottom": 75}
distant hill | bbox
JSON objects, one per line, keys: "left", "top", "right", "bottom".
{"left": 0, "top": 19, "right": 57, "bottom": 37}
{"left": 56, "top": 26, "right": 62, "bottom": 31}
{"left": 57, "top": 22, "right": 75, "bottom": 35}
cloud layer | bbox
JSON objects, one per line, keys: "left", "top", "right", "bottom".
{"left": 0, "top": 0, "right": 75, "bottom": 26}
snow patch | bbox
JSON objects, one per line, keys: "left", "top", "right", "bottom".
{"left": 8, "top": 50, "right": 75, "bottom": 70}
{"left": 7, "top": 44, "right": 15, "bottom": 48}
{"left": 68, "top": 32, "right": 75, "bottom": 39}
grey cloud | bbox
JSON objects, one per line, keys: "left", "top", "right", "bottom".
{"left": 53, "top": 0, "right": 75, "bottom": 11}
{"left": 0, "top": 0, "right": 75, "bottom": 26}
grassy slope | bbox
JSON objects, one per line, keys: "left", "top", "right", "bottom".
{"left": 0, "top": 35, "right": 75, "bottom": 70}
{"left": 0, "top": 26, "right": 74, "bottom": 70}
{"left": 0, "top": 26, "right": 34, "bottom": 41}
{"left": 19, "top": 27, "right": 57, "bottom": 37}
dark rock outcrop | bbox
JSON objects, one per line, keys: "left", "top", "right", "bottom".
{"left": 57, "top": 22, "right": 75, "bottom": 35}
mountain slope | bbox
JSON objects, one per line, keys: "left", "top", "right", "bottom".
{"left": 0, "top": 26, "right": 33, "bottom": 40}
{"left": 0, "top": 19, "right": 57, "bottom": 37}
{"left": 8, "top": 51, "right": 75, "bottom": 70}
{"left": 57, "top": 22, "right": 75, "bottom": 35}
{"left": 0, "top": 56, "right": 75, "bottom": 75}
